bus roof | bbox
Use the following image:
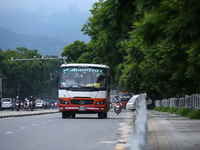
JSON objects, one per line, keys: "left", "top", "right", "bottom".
{"left": 61, "top": 63, "right": 110, "bottom": 69}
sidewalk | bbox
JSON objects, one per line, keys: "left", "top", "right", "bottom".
{"left": 148, "top": 110, "right": 200, "bottom": 150}
{"left": 0, "top": 109, "right": 59, "bottom": 118}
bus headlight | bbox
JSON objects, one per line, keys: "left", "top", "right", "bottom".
{"left": 59, "top": 99, "right": 69, "bottom": 105}
{"left": 95, "top": 100, "right": 105, "bottom": 105}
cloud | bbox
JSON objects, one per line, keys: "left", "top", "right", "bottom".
{"left": 0, "top": 0, "right": 97, "bottom": 13}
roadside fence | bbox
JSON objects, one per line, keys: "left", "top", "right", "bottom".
{"left": 154, "top": 94, "right": 200, "bottom": 110}
{"left": 131, "top": 93, "right": 148, "bottom": 150}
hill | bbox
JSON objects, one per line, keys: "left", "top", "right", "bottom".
{"left": 0, "top": 27, "right": 67, "bottom": 56}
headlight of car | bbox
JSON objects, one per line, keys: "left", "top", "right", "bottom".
{"left": 59, "top": 99, "right": 69, "bottom": 105}
{"left": 95, "top": 100, "right": 105, "bottom": 105}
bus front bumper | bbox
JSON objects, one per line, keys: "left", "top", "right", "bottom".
{"left": 59, "top": 106, "right": 105, "bottom": 112}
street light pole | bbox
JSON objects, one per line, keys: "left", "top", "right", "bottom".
{"left": 8, "top": 56, "right": 67, "bottom": 64}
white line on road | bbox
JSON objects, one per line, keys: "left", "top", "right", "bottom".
{"left": 100, "top": 141, "right": 118, "bottom": 144}
{"left": 41, "top": 122, "right": 45, "bottom": 123}
{"left": 32, "top": 124, "right": 37, "bottom": 126}
{"left": 21, "top": 127, "right": 26, "bottom": 129}
{"left": 6, "top": 131, "right": 13, "bottom": 134}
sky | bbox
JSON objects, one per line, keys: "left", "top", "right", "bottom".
{"left": 0, "top": 0, "right": 98, "bottom": 43}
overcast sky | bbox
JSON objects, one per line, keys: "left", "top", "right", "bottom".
{"left": 0, "top": 0, "right": 98, "bottom": 43}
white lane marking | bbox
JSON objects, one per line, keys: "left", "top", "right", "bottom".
{"left": 32, "top": 124, "right": 37, "bottom": 126}
{"left": 41, "top": 122, "right": 45, "bottom": 123}
{"left": 6, "top": 131, "right": 13, "bottom": 134}
{"left": 21, "top": 127, "right": 26, "bottom": 129}
{"left": 100, "top": 141, "right": 118, "bottom": 144}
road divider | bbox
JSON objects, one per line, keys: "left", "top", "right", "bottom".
{"left": 0, "top": 109, "right": 59, "bottom": 118}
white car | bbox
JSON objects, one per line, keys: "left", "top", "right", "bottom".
{"left": 36, "top": 99, "right": 43, "bottom": 108}
{"left": 1, "top": 98, "right": 14, "bottom": 110}
{"left": 126, "top": 95, "right": 139, "bottom": 110}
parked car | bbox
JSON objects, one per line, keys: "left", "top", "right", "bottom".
{"left": 36, "top": 99, "right": 43, "bottom": 108}
{"left": 126, "top": 95, "right": 139, "bottom": 111}
{"left": 1, "top": 98, "right": 14, "bottom": 110}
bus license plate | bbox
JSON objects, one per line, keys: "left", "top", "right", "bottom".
{"left": 79, "top": 106, "right": 85, "bottom": 111}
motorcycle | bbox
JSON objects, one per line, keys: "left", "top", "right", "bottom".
{"left": 43, "top": 101, "right": 48, "bottom": 109}
{"left": 15, "top": 101, "right": 20, "bottom": 111}
{"left": 114, "top": 102, "right": 122, "bottom": 115}
{"left": 20, "top": 101, "right": 23, "bottom": 110}
{"left": 51, "top": 103, "right": 55, "bottom": 109}
{"left": 29, "top": 101, "right": 35, "bottom": 111}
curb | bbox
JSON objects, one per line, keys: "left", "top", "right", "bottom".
{"left": 0, "top": 110, "right": 60, "bottom": 118}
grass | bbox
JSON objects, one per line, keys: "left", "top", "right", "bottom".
{"left": 153, "top": 106, "right": 200, "bottom": 119}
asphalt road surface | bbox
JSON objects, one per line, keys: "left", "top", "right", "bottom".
{"left": 0, "top": 109, "right": 134, "bottom": 150}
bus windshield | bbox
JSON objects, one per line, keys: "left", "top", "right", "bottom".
{"left": 60, "top": 67, "right": 106, "bottom": 88}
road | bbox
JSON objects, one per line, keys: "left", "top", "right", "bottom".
{"left": 0, "top": 109, "right": 134, "bottom": 150}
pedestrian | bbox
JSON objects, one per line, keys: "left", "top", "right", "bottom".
{"left": 24, "top": 98, "right": 28, "bottom": 111}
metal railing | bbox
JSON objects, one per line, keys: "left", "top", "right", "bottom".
{"left": 131, "top": 94, "right": 148, "bottom": 150}
{"left": 154, "top": 94, "right": 200, "bottom": 110}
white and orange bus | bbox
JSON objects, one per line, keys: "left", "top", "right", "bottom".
{"left": 58, "top": 63, "right": 111, "bottom": 119}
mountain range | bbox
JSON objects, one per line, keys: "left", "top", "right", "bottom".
{"left": 0, "top": 27, "right": 68, "bottom": 56}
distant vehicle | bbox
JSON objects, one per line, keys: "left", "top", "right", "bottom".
{"left": 126, "top": 95, "right": 139, "bottom": 111}
{"left": 118, "top": 92, "right": 132, "bottom": 108}
{"left": 36, "top": 99, "right": 43, "bottom": 108}
{"left": 1, "top": 98, "right": 14, "bottom": 110}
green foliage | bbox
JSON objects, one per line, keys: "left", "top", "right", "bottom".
{"left": 186, "top": 109, "right": 200, "bottom": 119}
{"left": 3, "top": 0, "right": 200, "bottom": 100}
{"left": 61, "top": 40, "right": 88, "bottom": 63}
{"left": 167, "top": 106, "right": 177, "bottom": 114}
{"left": 154, "top": 107, "right": 200, "bottom": 119}
{"left": 154, "top": 107, "right": 161, "bottom": 111}
{"left": 160, "top": 106, "right": 169, "bottom": 112}
{"left": 0, "top": 48, "right": 61, "bottom": 100}
{"left": 175, "top": 107, "right": 191, "bottom": 117}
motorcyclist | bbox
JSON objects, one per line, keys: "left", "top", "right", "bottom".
{"left": 29, "top": 96, "right": 35, "bottom": 109}
{"left": 14, "top": 96, "right": 20, "bottom": 110}
{"left": 43, "top": 99, "right": 47, "bottom": 109}
{"left": 114, "top": 95, "right": 121, "bottom": 112}
{"left": 15, "top": 96, "right": 20, "bottom": 102}
{"left": 114, "top": 95, "right": 121, "bottom": 103}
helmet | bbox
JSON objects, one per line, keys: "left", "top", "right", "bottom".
{"left": 16, "top": 96, "right": 19, "bottom": 98}
{"left": 31, "top": 96, "right": 33, "bottom": 98}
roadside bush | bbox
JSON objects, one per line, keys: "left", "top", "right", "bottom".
{"left": 154, "top": 107, "right": 163, "bottom": 111}
{"left": 186, "top": 109, "right": 200, "bottom": 119}
{"left": 167, "top": 106, "right": 177, "bottom": 114}
{"left": 160, "top": 107, "right": 169, "bottom": 112}
{"left": 154, "top": 106, "right": 200, "bottom": 119}
{"left": 175, "top": 107, "right": 191, "bottom": 117}
{"left": 154, "top": 107, "right": 160, "bottom": 111}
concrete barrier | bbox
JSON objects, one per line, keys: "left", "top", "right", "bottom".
{"left": 131, "top": 94, "right": 148, "bottom": 150}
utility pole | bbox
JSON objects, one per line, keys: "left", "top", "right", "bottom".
{"left": 0, "top": 77, "right": 6, "bottom": 98}
{"left": 17, "top": 83, "right": 29, "bottom": 97}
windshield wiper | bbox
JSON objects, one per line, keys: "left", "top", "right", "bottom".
{"left": 66, "top": 83, "right": 84, "bottom": 89}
